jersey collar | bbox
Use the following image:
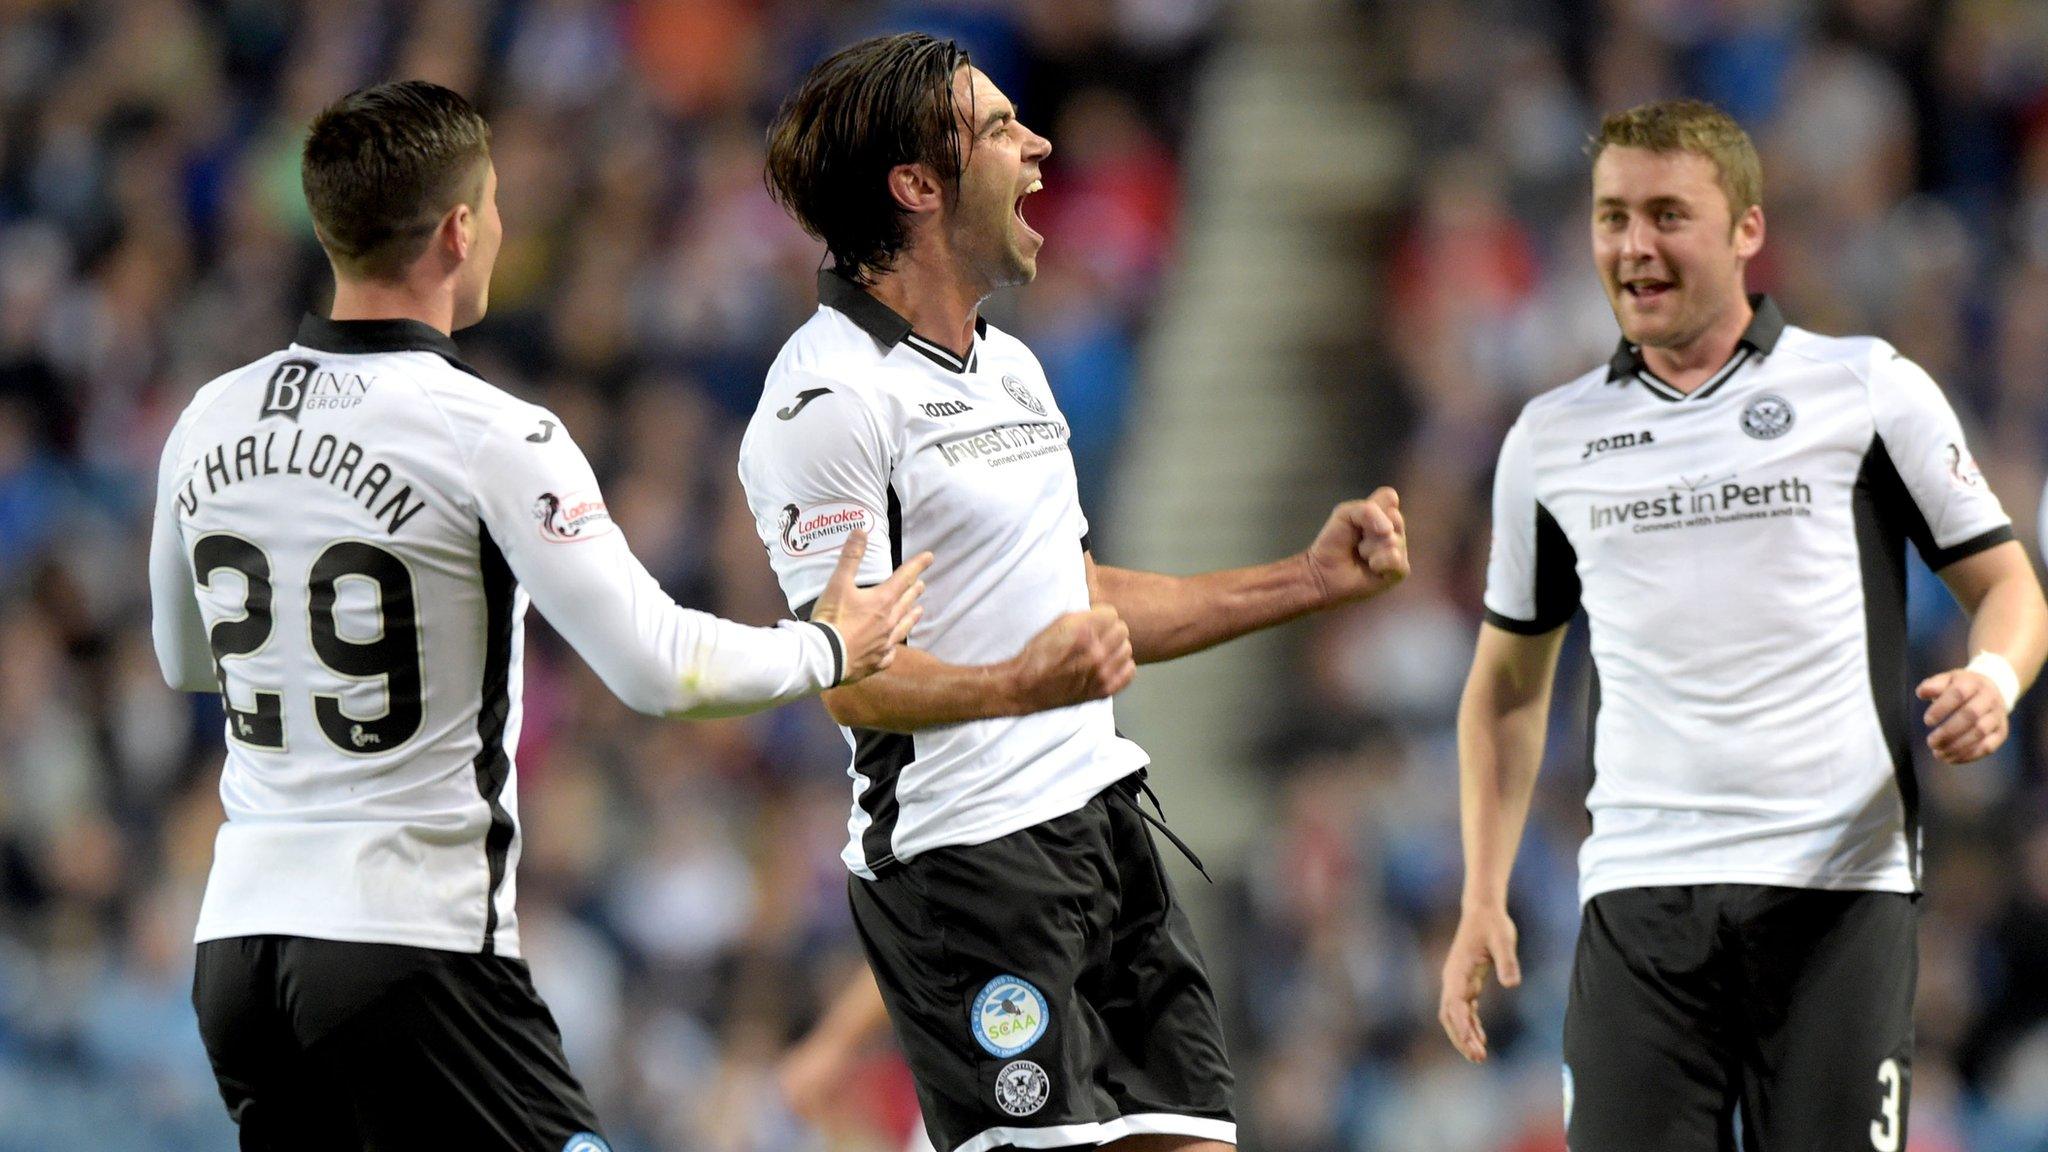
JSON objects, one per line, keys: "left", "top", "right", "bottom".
{"left": 294, "top": 315, "right": 484, "bottom": 378}
{"left": 1606, "top": 293, "right": 1786, "bottom": 401}
{"left": 817, "top": 269, "right": 985, "bottom": 374}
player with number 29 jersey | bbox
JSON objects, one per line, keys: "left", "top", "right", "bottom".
{"left": 150, "top": 315, "right": 845, "bottom": 958}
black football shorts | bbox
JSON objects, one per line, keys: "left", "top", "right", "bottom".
{"left": 194, "top": 935, "right": 609, "bottom": 1152}
{"left": 850, "top": 773, "right": 1236, "bottom": 1152}
{"left": 1562, "top": 884, "right": 1917, "bottom": 1152}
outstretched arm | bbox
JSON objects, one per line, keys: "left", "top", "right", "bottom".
{"left": 474, "top": 408, "right": 926, "bottom": 718}
{"left": 1091, "top": 488, "right": 1408, "bottom": 664}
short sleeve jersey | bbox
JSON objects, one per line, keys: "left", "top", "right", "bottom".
{"left": 738, "top": 272, "right": 1148, "bottom": 878}
{"left": 1483, "top": 298, "right": 2012, "bottom": 901}
{"left": 150, "top": 317, "right": 837, "bottom": 955}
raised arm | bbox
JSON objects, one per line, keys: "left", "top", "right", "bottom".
{"left": 1090, "top": 487, "right": 1409, "bottom": 664}
{"left": 1439, "top": 621, "right": 1568, "bottom": 1063}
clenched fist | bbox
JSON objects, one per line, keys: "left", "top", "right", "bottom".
{"left": 1304, "top": 487, "right": 1409, "bottom": 605}
{"left": 1009, "top": 606, "right": 1137, "bottom": 713}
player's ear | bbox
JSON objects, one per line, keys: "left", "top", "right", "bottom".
{"left": 435, "top": 201, "right": 475, "bottom": 264}
{"left": 887, "top": 163, "right": 944, "bottom": 216}
{"left": 1733, "top": 203, "right": 1764, "bottom": 261}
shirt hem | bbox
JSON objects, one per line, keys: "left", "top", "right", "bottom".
{"left": 1579, "top": 868, "right": 1915, "bottom": 905}
{"left": 859, "top": 755, "right": 1150, "bottom": 871}
{"left": 193, "top": 919, "right": 512, "bottom": 958}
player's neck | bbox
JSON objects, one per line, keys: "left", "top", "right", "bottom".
{"left": 1639, "top": 295, "right": 1753, "bottom": 393}
{"left": 329, "top": 276, "right": 458, "bottom": 336}
{"left": 866, "top": 247, "right": 987, "bottom": 359}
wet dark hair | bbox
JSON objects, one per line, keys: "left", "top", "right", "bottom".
{"left": 765, "top": 33, "right": 971, "bottom": 284}
{"left": 302, "top": 80, "right": 492, "bottom": 281}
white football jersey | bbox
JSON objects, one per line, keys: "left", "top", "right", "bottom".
{"left": 1484, "top": 298, "right": 2012, "bottom": 901}
{"left": 151, "top": 316, "right": 842, "bottom": 955}
{"left": 738, "top": 272, "right": 1148, "bottom": 879}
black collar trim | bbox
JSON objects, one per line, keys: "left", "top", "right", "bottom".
{"left": 294, "top": 315, "right": 483, "bottom": 378}
{"left": 1606, "top": 293, "right": 1787, "bottom": 384}
{"left": 816, "top": 269, "right": 984, "bottom": 374}
{"left": 903, "top": 331, "right": 977, "bottom": 374}
{"left": 1632, "top": 347, "right": 1753, "bottom": 404}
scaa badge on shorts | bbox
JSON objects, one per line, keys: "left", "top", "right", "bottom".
{"left": 972, "top": 974, "right": 1049, "bottom": 1057}
{"left": 995, "top": 1059, "right": 1051, "bottom": 1117}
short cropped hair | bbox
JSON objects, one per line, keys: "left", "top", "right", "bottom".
{"left": 302, "top": 81, "right": 492, "bottom": 282}
{"left": 1590, "top": 99, "right": 1762, "bottom": 225}
{"left": 765, "top": 33, "right": 972, "bottom": 285}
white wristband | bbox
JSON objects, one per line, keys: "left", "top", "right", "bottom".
{"left": 1967, "top": 651, "right": 2020, "bottom": 714}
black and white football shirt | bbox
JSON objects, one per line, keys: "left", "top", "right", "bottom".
{"left": 738, "top": 271, "right": 1148, "bottom": 879}
{"left": 151, "top": 316, "right": 841, "bottom": 955}
{"left": 1483, "top": 297, "right": 2012, "bottom": 901}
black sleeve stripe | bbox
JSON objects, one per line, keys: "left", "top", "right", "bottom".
{"left": 1925, "top": 524, "right": 2016, "bottom": 571}
{"left": 809, "top": 620, "right": 845, "bottom": 685}
{"left": 1483, "top": 608, "right": 1565, "bottom": 636}
{"left": 1865, "top": 435, "right": 1940, "bottom": 563}
{"left": 1862, "top": 434, "right": 2011, "bottom": 572}
{"left": 1529, "top": 502, "right": 1582, "bottom": 632}
{"left": 886, "top": 485, "right": 903, "bottom": 569}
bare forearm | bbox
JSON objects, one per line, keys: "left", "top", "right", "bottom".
{"left": 1968, "top": 573, "right": 2048, "bottom": 693}
{"left": 822, "top": 646, "right": 1025, "bottom": 731}
{"left": 1456, "top": 625, "right": 1565, "bottom": 911}
{"left": 1941, "top": 542, "right": 2048, "bottom": 692}
{"left": 1457, "top": 697, "right": 1548, "bottom": 912}
{"left": 1094, "top": 557, "right": 1325, "bottom": 664}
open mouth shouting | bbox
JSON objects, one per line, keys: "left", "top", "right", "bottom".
{"left": 1014, "top": 178, "right": 1044, "bottom": 242}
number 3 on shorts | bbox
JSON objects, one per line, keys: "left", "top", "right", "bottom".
{"left": 1870, "top": 1057, "right": 1902, "bottom": 1152}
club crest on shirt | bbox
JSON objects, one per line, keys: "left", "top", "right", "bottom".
{"left": 972, "top": 974, "right": 1049, "bottom": 1057}
{"left": 777, "top": 501, "right": 876, "bottom": 556}
{"left": 994, "top": 1059, "right": 1050, "bottom": 1117}
{"left": 533, "top": 490, "right": 615, "bottom": 543}
{"left": 1003, "top": 375, "right": 1047, "bottom": 417}
{"left": 1740, "top": 394, "right": 1795, "bottom": 440}
{"left": 562, "top": 1134, "right": 612, "bottom": 1152}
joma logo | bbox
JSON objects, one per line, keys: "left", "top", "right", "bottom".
{"left": 1582, "top": 429, "right": 1656, "bottom": 460}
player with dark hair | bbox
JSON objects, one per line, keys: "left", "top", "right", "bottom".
{"left": 1440, "top": 98, "right": 2048, "bottom": 1150}
{"left": 741, "top": 33, "right": 1409, "bottom": 1152}
{"left": 150, "top": 79, "right": 928, "bottom": 1150}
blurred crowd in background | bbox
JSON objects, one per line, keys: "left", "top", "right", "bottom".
{"left": 4, "top": 0, "right": 2048, "bottom": 1150}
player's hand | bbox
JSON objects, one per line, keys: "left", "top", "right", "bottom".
{"left": 1304, "top": 488, "right": 1408, "bottom": 605}
{"left": 810, "top": 529, "right": 931, "bottom": 684}
{"left": 1438, "top": 905, "right": 1521, "bottom": 1063}
{"left": 1010, "top": 606, "right": 1136, "bottom": 712}
{"left": 1917, "top": 668, "right": 2010, "bottom": 764}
